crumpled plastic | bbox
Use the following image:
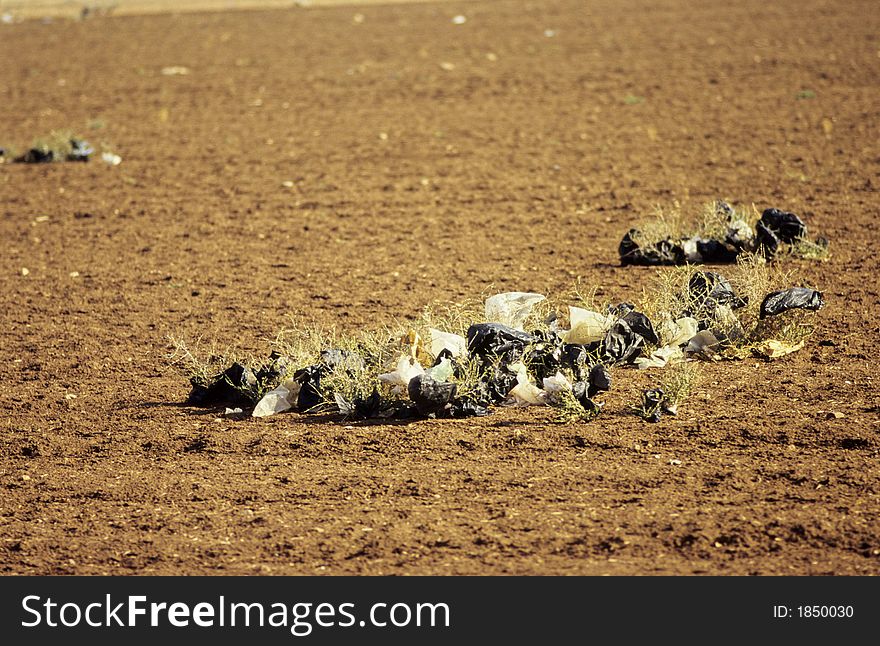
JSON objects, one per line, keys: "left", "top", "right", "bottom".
{"left": 618, "top": 309, "right": 659, "bottom": 346}
{"left": 407, "top": 373, "right": 457, "bottom": 416}
{"left": 523, "top": 329, "right": 565, "bottom": 381}
{"left": 428, "top": 328, "right": 467, "bottom": 358}
{"left": 293, "top": 364, "right": 325, "bottom": 411}
{"left": 378, "top": 355, "right": 425, "bottom": 388}
{"left": 426, "top": 356, "right": 454, "bottom": 382}
{"left": 602, "top": 319, "right": 645, "bottom": 365}
{"left": 753, "top": 339, "right": 806, "bottom": 359}
{"left": 484, "top": 292, "right": 546, "bottom": 330}
{"left": 542, "top": 371, "right": 573, "bottom": 402}
{"left": 253, "top": 380, "right": 300, "bottom": 417}
{"left": 760, "top": 288, "right": 825, "bottom": 319}
{"left": 619, "top": 229, "right": 686, "bottom": 266}
{"left": 658, "top": 316, "right": 699, "bottom": 347}
{"left": 508, "top": 363, "right": 547, "bottom": 406}
{"left": 635, "top": 345, "right": 684, "bottom": 370}
{"left": 187, "top": 362, "right": 258, "bottom": 407}
{"left": 688, "top": 271, "right": 748, "bottom": 313}
{"left": 565, "top": 306, "right": 615, "bottom": 344}
{"left": 467, "top": 323, "right": 535, "bottom": 363}
{"left": 685, "top": 330, "right": 721, "bottom": 359}
{"left": 640, "top": 388, "right": 676, "bottom": 423}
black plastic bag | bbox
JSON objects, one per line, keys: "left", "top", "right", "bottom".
{"left": 18, "top": 148, "right": 54, "bottom": 164}
{"left": 760, "top": 288, "right": 825, "bottom": 319}
{"left": 485, "top": 368, "right": 519, "bottom": 403}
{"left": 445, "top": 396, "right": 491, "bottom": 418}
{"left": 523, "top": 329, "right": 565, "bottom": 381}
{"left": 602, "top": 320, "right": 645, "bottom": 365}
{"left": 694, "top": 238, "right": 740, "bottom": 263}
{"left": 561, "top": 343, "right": 601, "bottom": 380}
{"left": 187, "top": 362, "right": 258, "bottom": 407}
{"left": 619, "top": 309, "right": 659, "bottom": 346}
{"left": 467, "top": 323, "right": 535, "bottom": 364}
{"left": 294, "top": 365, "right": 325, "bottom": 412}
{"left": 571, "top": 381, "right": 602, "bottom": 416}
{"left": 408, "top": 373, "right": 457, "bottom": 417}
{"left": 639, "top": 388, "right": 675, "bottom": 423}
{"left": 759, "top": 208, "right": 807, "bottom": 244}
{"left": 619, "top": 229, "right": 686, "bottom": 266}
{"left": 688, "top": 271, "right": 748, "bottom": 312}
{"left": 587, "top": 364, "right": 612, "bottom": 398}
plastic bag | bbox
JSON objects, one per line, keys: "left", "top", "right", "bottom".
{"left": 759, "top": 288, "right": 825, "bottom": 319}
{"left": 619, "top": 309, "right": 659, "bottom": 346}
{"left": 484, "top": 292, "right": 546, "bottom": 330}
{"left": 619, "top": 229, "right": 686, "bottom": 266}
{"left": 635, "top": 345, "right": 684, "bottom": 370}
{"left": 408, "top": 373, "right": 457, "bottom": 416}
{"left": 378, "top": 355, "right": 424, "bottom": 387}
{"left": 685, "top": 330, "right": 721, "bottom": 358}
{"left": 428, "top": 328, "right": 467, "bottom": 358}
{"left": 602, "top": 320, "right": 645, "bottom": 365}
{"left": 542, "top": 371, "right": 573, "bottom": 402}
{"left": 565, "top": 306, "right": 614, "bottom": 344}
{"left": 659, "top": 317, "right": 699, "bottom": 347}
{"left": 293, "top": 365, "right": 325, "bottom": 411}
{"left": 508, "top": 363, "right": 547, "bottom": 406}
{"left": 688, "top": 271, "right": 747, "bottom": 316}
{"left": 467, "top": 323, "right": 535, "bottom": 362}
{"left": 187, "top": 362, "right": 258, "bottom": 407}
{"left": 252, "top": 383, "right": 294, "bottom": 417}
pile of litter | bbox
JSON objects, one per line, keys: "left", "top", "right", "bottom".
{"left": 0, "top": 133, "right": 121, "bottom": 165}
{"left": 619, "top": 201, "right": 828, "bottom": 265}
{"left": 181, "top": 276, "right": 825, "bottom": 424}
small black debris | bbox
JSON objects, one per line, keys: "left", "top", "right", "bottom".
{"left": 407, "top": 373, "right": 457, "bottom": 417}
{"left": 294, "top": 365, "right": 325, "bottom": 412}
{"left": 688, "top": 271, "right": 748, "bottom": 313}
{"left": 187, "top": 362, "right": 258, "bottom": 407}
{"left": 602, "top": 319, "right": 645, "bottom": 365}
{"left": 619, "top": 229, "right": 686, "bottom": 266}
{"left": 467, "top": 323, "right": 535, "bottom": 363}
{"left": 758, "top": 208, "right": 807, "bottom": 244}
{"left": 587, "top": 364, "right": 612, "bottom": 398}
{"left": 759, "top": 288, "right": 825, "bottom": 319}
{"left": 639, "top": 388, "right": 675, "bottom": 423}
{"left": 67, "top": 139, "right": 94, "bottom": 162}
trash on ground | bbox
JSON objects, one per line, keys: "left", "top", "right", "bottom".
{"left": 619, "top": 200, "right": 829, "bottom": 265}
{"left": 753, "top": 339, "right": 806, "bottom": 359}
{"left": 101, "top": 151, "right": 122, "bottom": 165}
{"left": 177, "top": 276, "right": 823, "bottom": 425}
{"left": 484, "top": 292, "right": 545, "bottom": 330}
{"left": 759, "top": 288, "right": 825, "bottom": 318}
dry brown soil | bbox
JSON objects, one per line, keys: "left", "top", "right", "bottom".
{"left": 1, "top": 0, "right": 879, "bottom": 575}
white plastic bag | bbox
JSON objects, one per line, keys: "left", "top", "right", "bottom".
{"left": 253, "top": 385, "right": 293, "bottom": 418}
{"left": 565, "top": 306, "right": 614, "bottom": 344}
{"left": 635, "top": 345, "right": 684, "bottom": 370}
{"left": 484, "top": 292, "right": 545, "bottom": 330}
{"left": 378, "top": 355, "right": 424, "bottom": 387}
{"left": 659, "top": 316, "right": 699, "bottom": 347}
{"left": 508, "top": 363, "right": 547, "bottom": 406}
{"left": 428, "top": 328, "right": 467, "bottom": 358}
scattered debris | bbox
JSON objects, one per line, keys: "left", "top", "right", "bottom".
{"left": 177, "top": 273, "right": 822, "bottom": 425}
{"left": 753, "top": 339, "right": 805, "bottom": 360}
{"left": 620, "top": 201, "right": 828, "bottom": 265}
{"left": 101, "top": 151, "right": 122, "bottom": 165}
{"left": 760, "top": 288, "right": 824, "bottom": 318}
{"left": 11, "top": 133, "right": 95, "bottom": 164}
